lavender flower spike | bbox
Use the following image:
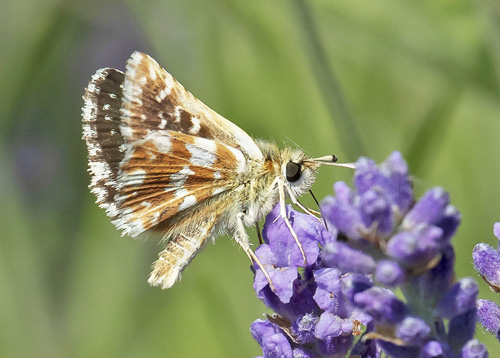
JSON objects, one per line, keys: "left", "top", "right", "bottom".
{"left": 251, "top": 152, "right": 486, "bottom": 357}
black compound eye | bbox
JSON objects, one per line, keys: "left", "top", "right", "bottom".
{"left": 286, "top": 162, "right": 302, "bottom": 182}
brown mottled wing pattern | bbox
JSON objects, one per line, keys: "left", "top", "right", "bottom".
{"left": 120, "top": 52, "right": 263, "bottom": 160}
{"left": 82, "top": 68, "right": 126, "bottom": 221}
{"left": 82, "top": 54, "right": 252, "bottom": 238}
{"left": 113, "top": 130, "right": 246, "bottom": 237}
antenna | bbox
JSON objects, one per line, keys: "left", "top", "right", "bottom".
{"left": 309, "top": 154, "right": 357, "bottom": 169}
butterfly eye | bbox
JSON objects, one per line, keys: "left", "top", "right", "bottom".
{"left": 286, "top": 162, "right": 302, "bottom": 182}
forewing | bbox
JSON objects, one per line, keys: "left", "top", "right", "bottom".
{"left": 121, "top": 51, "right": 263, "bottom": 161}
{"left": 113, "top": 130, "right": 246, "bottom": 237}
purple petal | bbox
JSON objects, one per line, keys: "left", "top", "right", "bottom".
{"left": 286, "top": 278, "right": 319, "bottom": 317}
{"left": 396, "top": 316, "right": 430, "bottom": 345}
{"left": 291, "top": 347, "right": 315, "bottom": 358}
{"left": 434, "top": 205, "right": 461, "bottom": 243}
{"left": 317, "top": 334, "right": 354, "bottom": 358}
{"left": 409, "top": 245, "right": 455, "bottom": 304}
{"left": 375, "top": 260, "right": 406, "bottom": 287}
{"left": 355, "top": 152, "right": 413, "bottom": 216}
{"left": 288, "top": 210, "right": 326, "bottom": 261}
{"left": 494, "top": 222, "right": 500, "bottom": 242}
{"left": 322, "top": 241, "right": 376, "bottom": 274}
{"left": 460, "top": 339, "right": 489, "bottom": 358}
{"left": 314, "top": 312, "right": 344, "bottom": 339}
{"left": 291, "top": 313, "right": 318, "bottom": 344}
{"left": 448, "top": 309, "right": 477, "bottom": 351}
{"left": 313, "top": 268, "right": 343, "bottom": 313}
{"left": 387, "top": 225, "right": 443, "bottom": 267}
{"left": 250, "top": 320, "right": 293, "bottom": 358}
{"left": 473, "top": 243, "right": 500, "bottom": 289}
{"left": 402, "top": 187, "right": 449, "bottom": 229}
{"left": 420, "top": 341, "right": 454, "bottom": 358}
{"left": 354, "top": 157, "right": 379, "bottom": 195}
{"left": 253, "top": 264, "right": 298, "bottom": 304}
{"left": 321, "top": 188, "right": 363, "bottom": 241}
{"left": 435, "top": 277, "right": 478, "bottom": 319}
{"left": 340, "top": 273, "right": 373, "bottom": 304}
{"left": 380, "top": 151, "right": 413, "bottom": 214}
{"left": 353, "top": 287, "right": 408, "bottom": 324}
{"left": 476, "top": 299, "right": 500, "bottom": 341}
{"left": 262, "top": 206, "right": 320, "bottom": 267}
{"left": 359, "top": 189, "right": 393, "bottom": 236}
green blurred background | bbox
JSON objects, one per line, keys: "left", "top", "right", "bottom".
{"left": 1, "top": 0, "right": 499, "bottom": 356}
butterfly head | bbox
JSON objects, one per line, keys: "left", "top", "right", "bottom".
{"left": 279, "top": 149, "right": 320, "bottom": 197}
{"left": 281, "top": 151, "right": 357, "bottom": 197}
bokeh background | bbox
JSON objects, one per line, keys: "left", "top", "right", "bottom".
{"left": 1, "top": 0, "right": 499, "bottom": 356}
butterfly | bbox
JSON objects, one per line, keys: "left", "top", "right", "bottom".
{"left": 82, "top": 52, "right": 354, "bottom": 290}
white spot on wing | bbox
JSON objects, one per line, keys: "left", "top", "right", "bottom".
{"left": 152, "top": 136, "right": 171, "bottom": 153}
{"left": 174, "top": 188, "right": 189, "bottom": 199}
{"left": 213, "top": 187, "right": 225, "bottom": 195}
{"left": 120, "top": 124, "right": 133, "bottom": 139}
{"left": 170, "top": 165, "right": 195, "bottom": 184}
{"left": 149, "top": 65, "right": 157, "bottom": 81}
{"left": 186, "top": 138, "right": 216, "bottom": 167}
{"left": 127, "top": 169, "right": 147, "bottom": 186}
{"left": 152, "top": 211, "right": 161, "bottom": 225}
{"left": 226, "top": 145, "right": 246, "bottom": 173}
{"left": 173, "top": 106, "right": 182, "bottom": 123}
{"left": 189, "top": 117, "right": 201, "bottom": 134}
{"left": 179, "top": 195, "right": 197, "bottom": 211}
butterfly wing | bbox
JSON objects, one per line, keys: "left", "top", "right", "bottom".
{"left": 82, "top": 53, "right": 255, "bottom": 238}
{"left": 113, "top": 130, "right": 247, "bottom": 236}
{"left": 82, "top": 68, "right": 126, "bottom": 220}
{"left": 120, "top": 51, "right": 263, "bottom": 161}
{"left": 148, "top": 207, "right": 219, "bottom": 289}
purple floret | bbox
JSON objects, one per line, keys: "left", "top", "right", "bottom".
{"left": 250, "top": 320, "right": 293, "bottom": 358}
{"left": 435, "top": 278, "right": 478, "bottom": 319}
{"left": 476, "top": 299, "right": 500, "bottom": 341}
{"left": 472, "top": 242, "right": 500, "bottom": 291}
{"left": 353, "top": 286, "right": 408, "bottom": 324}
{"left": 460, "top": 339, "right": 489, "bottom": 358}
{"left": 375, "top": 260, "right": 406, "bottom": 287}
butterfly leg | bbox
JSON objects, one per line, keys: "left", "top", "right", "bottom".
{"left": 234, "top": 212, "right": 276, "bottom": 292}
{"left": 256, "top": 221, "right": 264, "bottom": 245}
{"left": 277, "top": 180, "right": 308, "bottom": 266}
{"left": 285, "top": 186, "right": 322, "bottom": 221}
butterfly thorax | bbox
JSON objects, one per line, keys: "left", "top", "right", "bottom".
{"left": 223, "top": 140, "right": 319, "bottom": 228}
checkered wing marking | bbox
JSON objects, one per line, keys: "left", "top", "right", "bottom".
{"left": 120, "top": 51, "right": 263, "bottom": 161}
{"left": 112, "top": 131, "right": 247, "bottom": 237}
{"left": 82, "top": 68, "right": 126, "bottom": 220}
